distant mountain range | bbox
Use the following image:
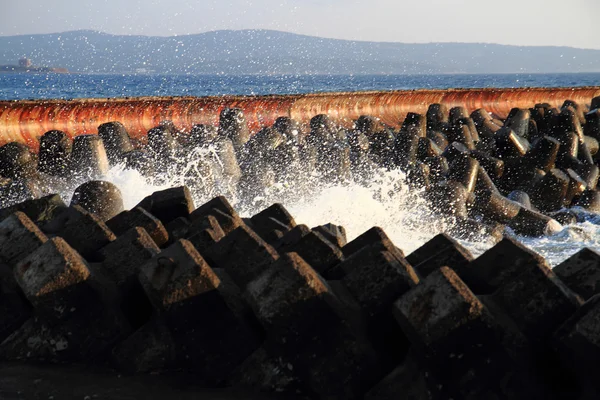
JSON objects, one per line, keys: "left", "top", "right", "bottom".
{"left": 1, "top": 30, "right": 599, "bottom": 75}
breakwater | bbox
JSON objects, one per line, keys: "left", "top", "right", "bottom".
{"left": 1, "top": 89, "right": 600, "bottom": 398}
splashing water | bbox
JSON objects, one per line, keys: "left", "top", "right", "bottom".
{"left": 43, "top": 143, "right": 600, "bottom": 267}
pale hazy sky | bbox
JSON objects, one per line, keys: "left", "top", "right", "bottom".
{"left": 1, "top": 0, "right": 598, "bottom": 49}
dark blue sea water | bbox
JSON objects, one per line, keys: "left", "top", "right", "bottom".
{"left": 0, "top": 72, "right": 599, "bottom": 100}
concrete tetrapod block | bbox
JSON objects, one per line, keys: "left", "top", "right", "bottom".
{"left": 554, "top": 248, "right": 600, "bottom": 301}
{"left": 3, "top": 237, "right": 128, "bottom": 362}
{"left": 68, "top": 134, "right": 110, "bottom": 180}
{"left": 339, "top": 247, "right": 419, "bottom": 367}
{"left": 491, "top": 258, "right": 583, "bottom": 340}
{"left": 228, "top": 346, "right": 302, "bottom": 394}
{"left": 70, "top": 180, "right": 124, "bottom": 221}
{"left": 0, "top": 142, "right": 38, "bottom": 181}
{"left": 552, "top": 295, "right": 600, "bottom": 397}
{"left": 164, "top": 216, "right": 190, "bottom": 245}
{"left": 342, "top": 226, "right": 396, "bottom": 258}
{"left": 529, "top": 168, "right": 570, "bottom": 212}
{"left": 245, "top": 252, "right": 383, "bottom": 399}
{"left": 37, "top": 130, "right": 72, "bottom": 176}
{"left": 190, "top": 195, "right": 243, "bottom": 235}
{"left": 138, "top": 239, "right": 262, "bottom": 383}
{"left": 0, "top": 211, "right": 47, "bottom": 267}
{"left": 111, "top": 317, "right": 175, "bottom": 374}
{"left": 98, "top": 227, "right": 161, "bottom": 286}
{"left": 249, "top": 203, "right": 296, "bottom": 241}
{"left": 326, "top": 234, "right": 405, "bottom": 280}
{"left": 0, "top": 193, "right": 67, "bottom": 226}
{"left": 45, "top": 205, "right": 117, "bottom": 259}
{"left": 426, "top": 103, "right": 448, "bottom": 131}
{"left": 282, "top": 230, "right": 343, "bottom": 275}
{"left": 13, "top": 237, "right": 108, "bottom": 321}
{"left": 204, "top": 224, "right": 279, "bottom": 288}
{"left": 393, "top": 267, "right": 533, "bottom": 399}
{"left": 461, "top": 236, "right": 546, "bottom": 294}
{"left": 0, "top": 264, "right": 32, "bottom": 343}
{"left": 97, "top": 121, "right": 133, "bottom": 166}
{"left": 312, "top": 223, "right": 347, "bottom": 248}
{"left": 411, "top": 236, "right": 474, "bottom": 279}
{"left": 508, "top": 207, "right": 563, "bottom": 237}
{"left": 554, "top": 292, "right": 600, "bottom": 357}
{"left": 136, "top": 186, "right": 195, "bottom": 226}
{"left": 219, "top": 107, "right": 251, "bottom": 152}
{"left": 185, "top": 214, "right": 225, "bottom": 254}
{"left": 106, "top": 206, "right": 169, "bottom": 247}
{"left": 272, "top": 223, "right": 311, "bottom": 250}
{"left": 341, "top": 250, "right": 419, "bottom": 317}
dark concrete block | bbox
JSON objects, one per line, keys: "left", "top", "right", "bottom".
{"left": 312, "top": 223, "right": 347, "bottom": 248}
{"left": 554, "top": 248, "right": 600, "bottom": 301}
{"left": 111, "top": 318, "right": 175, "bottom": 373}
{"left": 138, "top": 239, "right": 262, "bottom": 383}
{"left": 106, "top": 206, "right": 168, "bottom": 247}
{"left": 492, "top": 258, "right": 582, "bottom": 339}
{"left": 272, "top": 223, "right": 310, "bottom": 250}
{"left": 0, "top": 211, "right": 47, "bottom": 266}
{"left": 245, "top": 252, "right": 383, "bottom": 398}
{"left": 0, "top": 194, "right": 67, "bottom": 226}
{"left": 204, "top": 225, "right": 279, "bottom": 288}
{"left": 343, "top": 226, "right": 393, "bottom": 258}
{"left": 282, "top": 231, "right": 343, "bottom": 275}
{"left": 98, "top": 227, "right": 160, "bottom": 286}
{"left": 47, "top": 206, "right": 117, "bottom": 259}
{"left": 0, "top": 264, "right": 32, "bottom": 343}
{"left": 462, "top": 237, "right": 546, "bottom": 294}
{"left": 410, "top": 235, "right": 473, "bottom": 279}
{"left": 185, "top": 214, "right": 225, "bottom": 253}
{"left": 190, "top": 195, "right": 242, "bottom": 235}
{"left": 136, "top": 186, "right": 195, "bottom": 226}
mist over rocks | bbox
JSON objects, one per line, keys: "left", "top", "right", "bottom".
{"left": 1, "top": 29, "right": 600, "bottom": 74}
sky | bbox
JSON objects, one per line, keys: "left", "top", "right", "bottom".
{"left": 0, "top": 0, "right": 598, "bottom": 49}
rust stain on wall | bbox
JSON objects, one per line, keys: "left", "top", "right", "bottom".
{"left": 1, "top": 87, "right": 599, "bottom": 150}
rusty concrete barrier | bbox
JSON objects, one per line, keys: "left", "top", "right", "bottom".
{"left": 3, "top": 93, "right": 600, "bottom": 237}
{"left": 1, "top": 87, "right": 600, "bottom": 149}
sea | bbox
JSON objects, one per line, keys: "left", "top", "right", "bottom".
{"left": 1, "top": 71, "right": 600, "bottom": 266}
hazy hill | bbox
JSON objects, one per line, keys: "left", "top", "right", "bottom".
{"left": 0, "top": 30, "right": 599, "bottom": 74}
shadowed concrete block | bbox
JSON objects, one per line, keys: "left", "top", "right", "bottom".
{"left": 205, "top": 225, "right": 279, "bottom": 288}
{"left": 138, "top": 239, "right": 262, "bottom": 383}
{"left": 0, "top": 194, "right": 67, "bottom": 227}
{"left": 554, "top": 248, "right": 600, "bottom": 301}
{"left": 46, "top": 206, "right": 116, "bottom": 259}
{"left": 245, "top": 252, "right": 383, "bottom": 398}
{"left": 282, "top": 231, "right": 343, "bottom": 275}
{"left": 136, "top": 186, "right": 195, "bottom": 226}
{"left": 190, "top": 195, "right": 243, "bottom": 235}
{"left": 106, "top": 207, "right": 169, "bottom": 248}
{"left": 492, "top": 258, "right": 582, "bottom": 339}
{"left": 0, "top": 211, "right": 47, "bottom": 266}
{"left": 98, "top": 227, "right": 160, "bottom": 286}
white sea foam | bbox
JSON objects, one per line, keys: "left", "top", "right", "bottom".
{"left": 49, "top": 154, "right": 600, "bottom": 267}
